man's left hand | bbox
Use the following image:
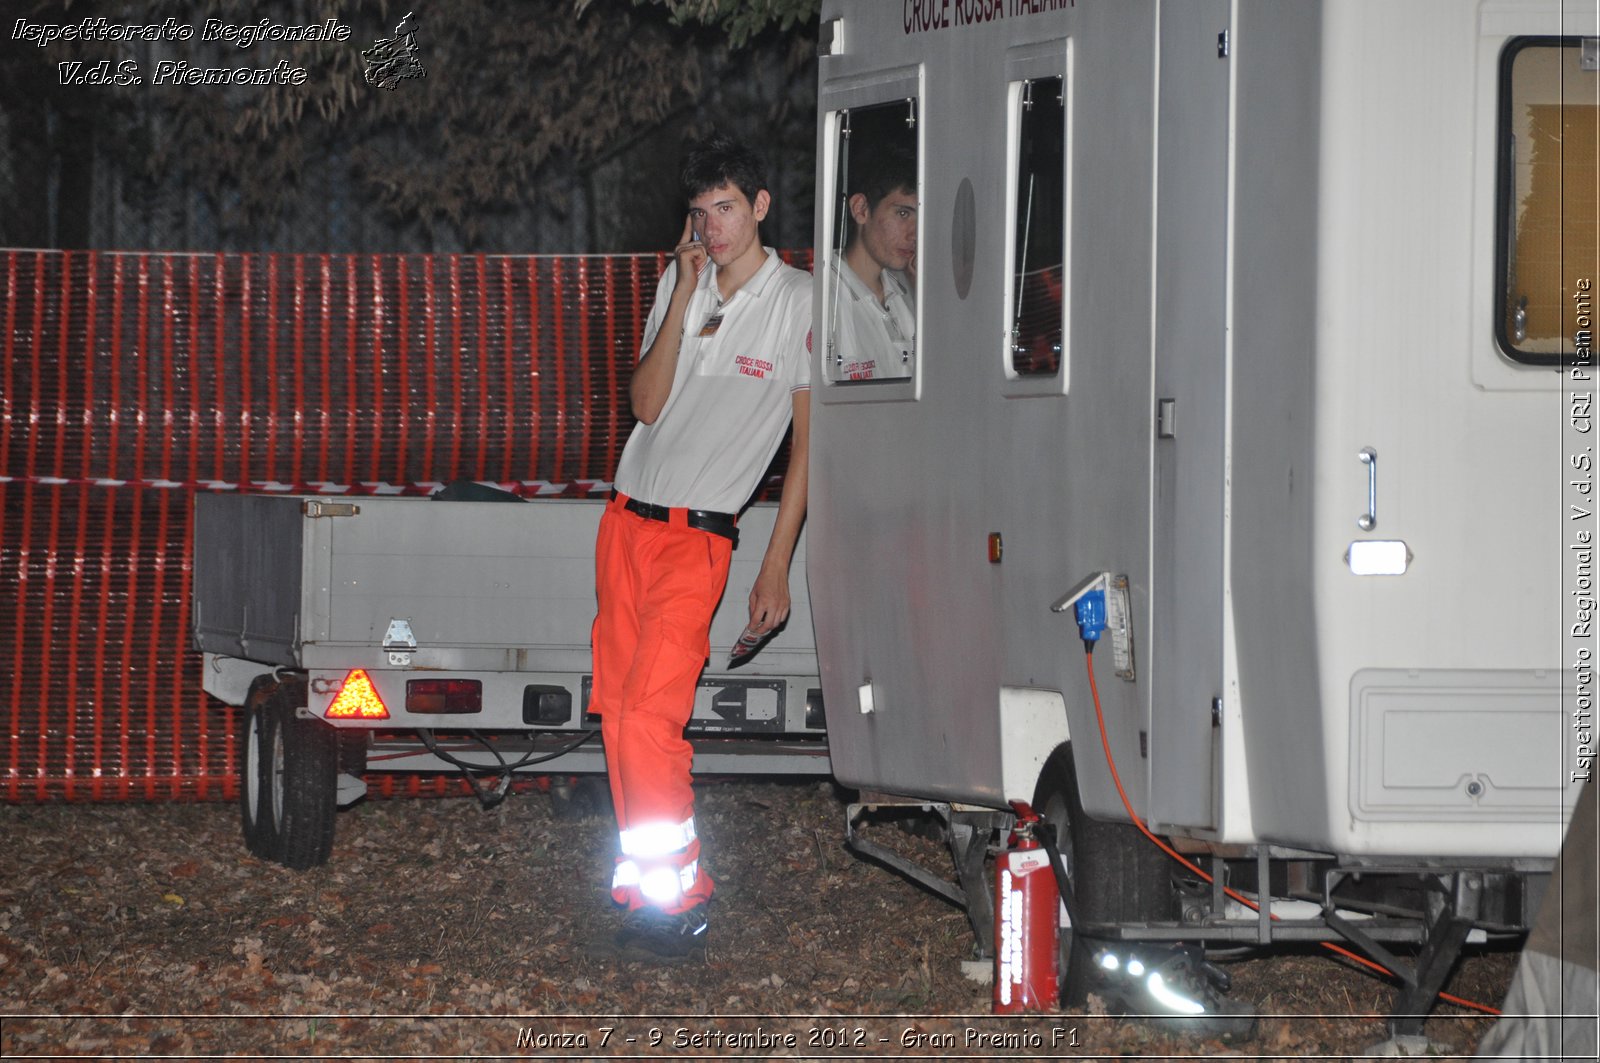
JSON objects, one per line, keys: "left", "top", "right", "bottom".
{"left": 747, "top": 568, "right": 791, "bottom": 636}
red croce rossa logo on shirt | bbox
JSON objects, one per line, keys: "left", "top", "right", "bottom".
{"left": 733, "top": 354, "right": 774, "bottom": 379}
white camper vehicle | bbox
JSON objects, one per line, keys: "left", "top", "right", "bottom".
{"left": 810, "top": 0, "right": 1595, "bottom": 1028}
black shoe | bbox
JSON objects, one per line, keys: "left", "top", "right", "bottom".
{"left": 613, "top": 904, "right": 709, "bottom": 964}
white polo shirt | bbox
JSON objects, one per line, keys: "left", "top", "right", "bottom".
{"left": 826, "top": 252, "right": 915, "bottom": 382}
{"left": 612, "top": 249, "right": 812, "bottom": 514}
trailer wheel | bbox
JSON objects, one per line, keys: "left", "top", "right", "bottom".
{"left": 237, "top": 681, "right": 276, "bottom": 858}
{"left": 550, "top": 775, "right": 612, "bottom": 821}
{"left": 1033, "top": 743, "right": 1179, "bottom": 1005}
{"left": 256, "top": 681, "right": 338, "bottom": 870}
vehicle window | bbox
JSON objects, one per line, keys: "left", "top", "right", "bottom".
{"left": 1007, "top": 75, "right": 1066, "bottom": 379}
{"left": 1497, "top": 38, "right": 1599, "bottom": 364}
{"left": 822, "top": 99, "right": 919, "bottom": 385}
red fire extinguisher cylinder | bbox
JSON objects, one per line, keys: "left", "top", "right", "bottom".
{"left": 993, "top": 805, "right": 1060, "bottom": 1013}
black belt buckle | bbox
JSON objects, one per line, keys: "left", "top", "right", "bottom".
{"left": 625, "top": 497, "right": 670, "bottom": 522}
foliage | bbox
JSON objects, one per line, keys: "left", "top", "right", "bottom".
{"left": 577, "top": 0, "right": 822, "bottom": 48}
{"left": 1, "top": 0, "right": 818, "bottom": 248}
{"left": 148, "top": 0, "right": 708, "bottom": 240}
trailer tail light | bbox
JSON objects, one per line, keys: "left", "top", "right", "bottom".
{"left": 407, "top": 678, "right": 482, "bottom": 715}
{"left": 325, "top": 669, "right": 390, "bottom": 720}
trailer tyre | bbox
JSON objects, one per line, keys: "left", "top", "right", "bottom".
{"left": 550, "top": 775, "right": 612, "bottom": 821}
{"left": 237, "top": 681, "right": 277, "bottom": 858}
{"left": 257, "top": 681, "right": 338, "bottom": 870}
{"left": 1033, "top": 743, "right": 1179, "bottom": 1006}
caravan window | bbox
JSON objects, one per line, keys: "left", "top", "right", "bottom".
{"left": 1006, "top": 75, "right": 1066, "bottom": 379}
{"left": 1496, "top": 37, "right": 1599, "bottom": 365}
{"left": 822, "top": 99, "right": 920, "bottom": 386}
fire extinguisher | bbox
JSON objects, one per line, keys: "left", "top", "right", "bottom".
{"left": 993, "top": 802, "right": 1061, "bottom": 1013}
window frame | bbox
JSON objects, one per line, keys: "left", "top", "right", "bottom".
{"left": 1002, "top": 40, "right": 1073, "bottom": 399}
{"left": 817, "top": 67, "right": 924, "bottom": 406}
{"left": 1493, "top": 34, "right": 1597, "bottom": 367}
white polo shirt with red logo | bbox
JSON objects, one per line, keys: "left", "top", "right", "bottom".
{"left": 612, "top": 249, "right": 812, "bottom": 514}
{"left": 826, "top": 252, "right": 915, "bottom": 382}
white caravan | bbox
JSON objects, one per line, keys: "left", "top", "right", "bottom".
{"left": 809, "top": 0, "right": 1595, "bottom": 1027}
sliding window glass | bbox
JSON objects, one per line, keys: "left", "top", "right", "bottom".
{"left": 823, "top": 99, "right": 920, "bottom": 386}
{"left": 1006, "top": 75, "right": 1067, "bottom": 381}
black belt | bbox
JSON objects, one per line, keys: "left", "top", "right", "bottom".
{"left": 612, "top": 490, "right": 738, "bottom": 544}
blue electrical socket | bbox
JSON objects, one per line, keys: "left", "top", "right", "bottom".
{"left": 1075, "top": 589, "right": 1107, "bottom": 643}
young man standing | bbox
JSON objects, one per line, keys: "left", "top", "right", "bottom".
{"left": 590, "top": 134, "right": 811, "bottom": 962}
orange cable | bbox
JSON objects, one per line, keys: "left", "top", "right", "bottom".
{"left": 1081, "top": 649, "right": 1499, "bottom": 1017}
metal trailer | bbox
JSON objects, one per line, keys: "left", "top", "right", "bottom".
{"left": 808, "top": 0, "right": 1594, "bottom": 1033}
{"left": 191, "top": 493, "right": 826, "bottom": 869}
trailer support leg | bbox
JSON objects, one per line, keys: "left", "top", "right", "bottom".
{"left": 1326, "top": 872, "right": 1480, "bottom": 1039}
{"left": 948, "top": 812, "right": 1000, "bottom": 960}
{"left": 844, "top": 804, "right": 968, "bottom": 907}
{"left": 1257, "top": 847, "right": 1273, "bottom": 945}
{"left": 843, "top": 804, "right": 1011, "bottom": 961}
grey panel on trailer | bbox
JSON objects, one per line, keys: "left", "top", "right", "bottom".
{"left": 195, "top": 494, "right": 815, "bottom": 677}
{"left": 192, "top": 493, "right": 305, "bottom": 667}
{"left": 322, "top": 498, "right": 602, "bottom": 656}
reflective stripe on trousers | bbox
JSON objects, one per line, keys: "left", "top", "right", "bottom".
{"left": 612, "top": 856, "right": 700, "bottom": 907}
{"left": 591, "top": 498, "right": 728, "bottom": 913}
{"left": 612, "top": 815, "right": 701, "bottom": 906}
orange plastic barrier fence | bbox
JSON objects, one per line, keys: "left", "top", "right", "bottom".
{"left": 1, "top": 248, "right": 811, "bottom": 802}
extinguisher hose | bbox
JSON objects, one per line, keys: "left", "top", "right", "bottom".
{"left": 1078, "top": 648, "right": 1499, "bottom": 1017}
{"left": 1033, "top": 816, "right": 1080, "bottom": 944}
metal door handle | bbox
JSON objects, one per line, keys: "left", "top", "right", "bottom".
{"left": 1357, "top": 447, "right": 1377, "bottom": 531}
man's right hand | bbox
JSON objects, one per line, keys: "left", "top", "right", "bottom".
{"left": 631, "top": 215, "right": 705, "bottom": 424}
{"left": 674, "top": 214, "right": 707, "bottom": 292}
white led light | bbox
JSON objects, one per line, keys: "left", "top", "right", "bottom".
{"left": 1126, "top": 958, "right": 1146, "bottom": 977}
{"left": 1146, "top": 972, "right": 1207, "bottom": 1015}
{"left": 1098, "top": 952, "right": 1120, "bottom": 971}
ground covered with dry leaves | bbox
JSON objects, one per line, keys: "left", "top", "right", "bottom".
{"left": 2, "top": 779, "right": 1516, "bottom": 1060}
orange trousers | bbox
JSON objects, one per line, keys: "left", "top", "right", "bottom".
{"left": 590, "top": 493, "right": 732, "bottom": 913}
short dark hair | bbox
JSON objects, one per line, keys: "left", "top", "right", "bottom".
{"left": 680, "top": 132, "right": 768, "bottom": 205}
{"left": 848, "top": 142, "right": 917, "bottom": 212}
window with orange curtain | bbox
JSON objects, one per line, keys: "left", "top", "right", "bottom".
{"left": 1498, "top": 38, "right": 1600, "bottom": 364}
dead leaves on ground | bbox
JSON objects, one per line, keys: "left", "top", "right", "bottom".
{"left": 1, "top": 784, "right": 1512, "bottom": 1058}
